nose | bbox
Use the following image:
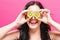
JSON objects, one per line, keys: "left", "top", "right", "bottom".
{"left": 31, "top": 16, "right": 36, "bottom": 19}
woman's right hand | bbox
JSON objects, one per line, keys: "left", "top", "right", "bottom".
{"left": 0, "top": 10, "right": 30, "bottom": 39}
{"left": 14, "top": 10, "right": 30, "bottom": 26}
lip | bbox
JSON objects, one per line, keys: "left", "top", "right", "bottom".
{"left": 29, "top": 19, "right": 38, "bottom": 24}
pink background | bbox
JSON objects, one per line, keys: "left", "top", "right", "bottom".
{"left": 0, "top": 0, "right": 60, "bottom": 31}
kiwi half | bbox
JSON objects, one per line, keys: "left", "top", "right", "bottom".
{"left": 34, "top": 12, "right": 40, "bottom": 19}
{"left": 27, "top": 11, "right": 33, "bottom": 18}
{"left": 27, "top": 11, "right": 40, "bottom": 19}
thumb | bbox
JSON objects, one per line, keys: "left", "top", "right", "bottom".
{"left": 38, "top": 19, "right": 43, "bottom": 22}
{"left": 25, "top": 18, "right": 30, "bottom": 22}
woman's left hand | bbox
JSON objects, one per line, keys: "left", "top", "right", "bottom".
{"left": 38, "top": 9, "right": 60, "bottom": 31}
{"left": 38, "top": 9, "right": 52, "bottom": 24}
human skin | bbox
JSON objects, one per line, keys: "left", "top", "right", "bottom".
{"left": 0, "top": 4, "right": 60, "bottom": 40}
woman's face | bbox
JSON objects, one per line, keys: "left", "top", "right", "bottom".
{"left": 27, "top": 4, "right": 41, "bottom": 29}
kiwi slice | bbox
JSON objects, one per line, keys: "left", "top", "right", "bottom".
{"left": 34, "top": 12, "right": 40, "bottom": 19}
{"left": 27, "top": 11, "right": 41, "bottom": 19}
{"left": 27, "top": 11, "right": 33, "bottom": 18}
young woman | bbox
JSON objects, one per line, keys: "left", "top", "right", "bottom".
{"left": 0, "top": 1, "right": 60, "bottom": 40}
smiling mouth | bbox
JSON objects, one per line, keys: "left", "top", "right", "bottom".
{"left": 29, "top": 19, "right": 38, "bottom": 24}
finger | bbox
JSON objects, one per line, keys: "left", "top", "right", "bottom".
{"left": 25, "top": 18, "right": 30, "bottom": 22}
{"left": 43, "top": 9, "right": 51, "bottom": 18}
{"left": 20, "top": 10, "right": 29, "bottom": 16}
{"left": 41, "top": 9, "right": 50, "bottom": 18}
{"left": 38, "top": 18, "right": 48, "bottom": 24}
{"left": 43, "top": 9, "right": 50, "bottom": 14}
{"left": 17, "top": 10, "right": 29, "bottom": 19}
{"left": 38, "top": 18, "right": 43, "bottom": 22}
{"left": 38, "top": 9, "right": 42, "bottom": 12}
{"left": 18, "top": 10, "right": 29, "bottom": 16}
{"left": 40, "top": 9, "right": 46, "bottom": 17}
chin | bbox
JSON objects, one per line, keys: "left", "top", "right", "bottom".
{"left": 28, "top": 23, "right": 40, "bottom": 29}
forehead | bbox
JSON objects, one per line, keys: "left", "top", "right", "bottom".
{"left": 27, "top": 5, "right": 40, "bottom": 12}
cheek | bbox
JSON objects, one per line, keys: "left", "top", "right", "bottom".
{"left": 36, "top": 21, "right": 40, "bottom": 24}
